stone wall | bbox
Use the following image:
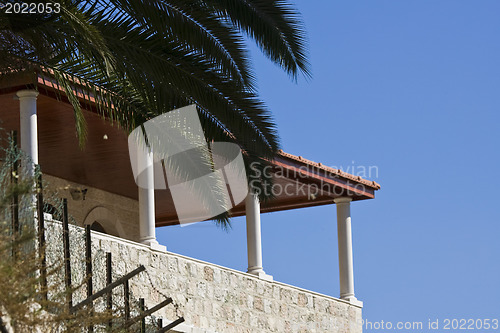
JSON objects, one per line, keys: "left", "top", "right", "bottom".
{"left": 43, "top": 174, "right": 140, "bottom": 241}
{"left": 45, "top": 219, "right": 362, "bottom": 333}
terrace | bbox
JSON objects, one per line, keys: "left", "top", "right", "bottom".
{"left": 0, "top": 78, "right": 380, "bottom": 332}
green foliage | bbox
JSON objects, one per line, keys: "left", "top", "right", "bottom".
{"left": 0, "top": 0, "right": 309, "bottom": 153}
{"left": 0, "top": 135, "right": 172, "bottom": 332}
{"left": 0, "top": 0, "right": 310, "bottom": 228}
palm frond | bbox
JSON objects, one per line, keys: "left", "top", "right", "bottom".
{"left": 0, "top": 0, "right": 311, "bottom": 227}
{"left": 206, "top": 0, "right": 311, "bottom": 79}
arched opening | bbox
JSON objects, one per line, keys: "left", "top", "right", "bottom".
{"left": 43, "top": 203, "right": 62, "bottom": 220}
{"left": 90, "top": 221, "right": 107, "bottom": 234}
{"left": 83, "top": 206, "right": 126, "bottom": 239}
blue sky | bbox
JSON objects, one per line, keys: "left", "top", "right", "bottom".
{"left": 158, "top": 1, "right": 500, "bottom": 331}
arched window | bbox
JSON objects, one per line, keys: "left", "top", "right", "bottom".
{"left": 83, "top": 206, "right": 126, "bottom": 239}
{"left": 43, "top": 203, "right": 62, "bottom": 220}
{"left": 90, "top": 221, "right": 107, "bottom": 234}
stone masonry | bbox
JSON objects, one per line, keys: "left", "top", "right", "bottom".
{"left": 45, "top": 219, "right": 362, "bottom": 333}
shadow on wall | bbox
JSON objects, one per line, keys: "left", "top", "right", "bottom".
{"left": 83, "top": 206, "right": 127, "bottom": 239}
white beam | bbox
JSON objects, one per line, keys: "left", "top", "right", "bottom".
{"left": 334, "top": 197, "right": 361, "bottom": 305}
{"left": 138, "top": 146, "right": 165, "bottom": 252}
{"left": 245, "top": 192, "right": 272, "bottom": 281}
{"left": 17, "top": 89, "right": 39, "bottom": 175}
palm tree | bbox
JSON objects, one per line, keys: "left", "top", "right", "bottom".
{"left": 0, "top": 0, "right": 310, "bottom": 217}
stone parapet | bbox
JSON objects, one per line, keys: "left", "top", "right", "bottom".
{"left": 45, "top": 221, "right": 362, "bottom": 333}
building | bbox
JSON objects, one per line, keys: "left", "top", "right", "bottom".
{"left": 0, "top": 77, "right": 380, "bottom": 332}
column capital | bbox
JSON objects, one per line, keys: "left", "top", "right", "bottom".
{"left": 247, "top": 190, "right": 259, "bottom": 198}
{"left": 334, "top": 197, "right": 352, "bottom": 204}
{"left": 16, "top": 89, "right": 39, "bottom": 99}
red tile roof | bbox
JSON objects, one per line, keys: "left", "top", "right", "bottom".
{"left": 277, "top": 150, "right": 381, "bottom": 190}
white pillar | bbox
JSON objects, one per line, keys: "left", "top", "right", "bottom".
{"left": 245, "top": 192, "right": 272, "bottom": 281}
{"left": 334, "top": 197, "right": 360, "bottom": 305}
{"left": 17, "top": 89, "right": 39, "bottom": 175}
{"left": 138, "top": 147, "right": 165, "bottom": 251}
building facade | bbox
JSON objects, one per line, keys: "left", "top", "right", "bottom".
{"left": 0, "top": 79, "right": 380, "bottom": 332}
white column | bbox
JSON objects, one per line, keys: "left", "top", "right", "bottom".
{"left": 334, "top": 197, "right": 360, "bottom": 305}
{"left": 138, "top": 147, "right": 166, "bottom": 252}
{"left": 245, "top": 192, "right": 272, "bottom": 281}
{"left": 17, "top": 90, "right": 39, "bottom": 175}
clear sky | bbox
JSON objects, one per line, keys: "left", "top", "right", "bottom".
{"left": 158, "top": 1, "right": 500, "bottom": 331}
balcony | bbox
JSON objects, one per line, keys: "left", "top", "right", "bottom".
{"left": 44, "top": 217, "right": 363, "bottom": 333}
